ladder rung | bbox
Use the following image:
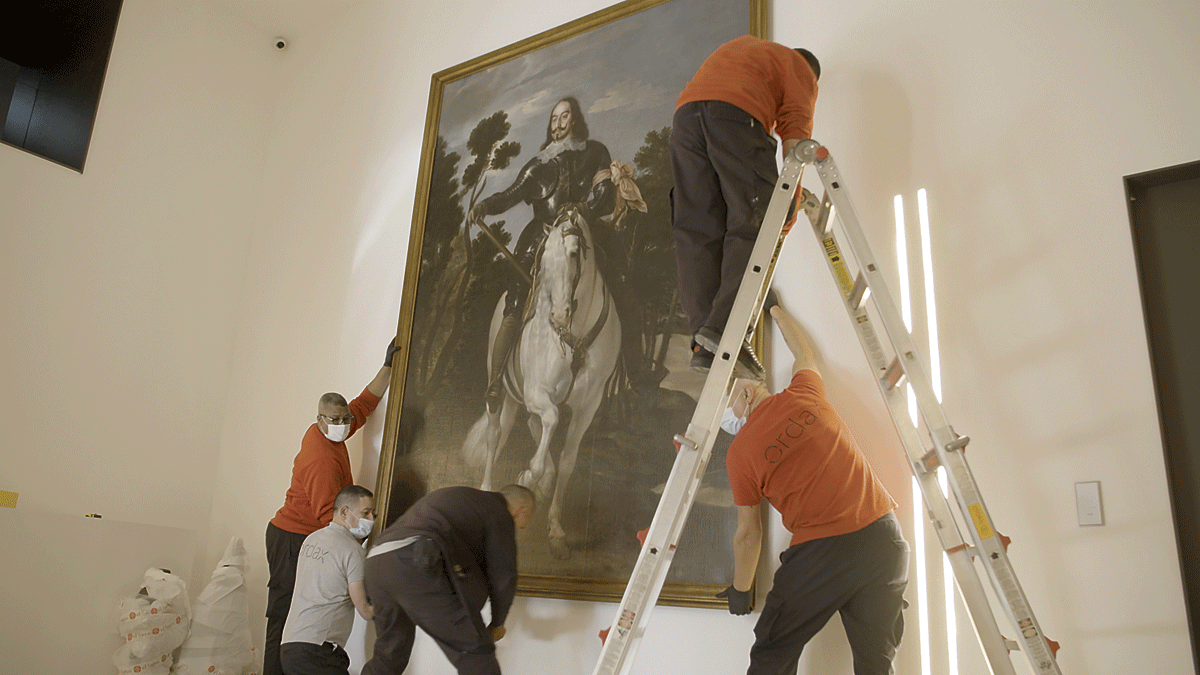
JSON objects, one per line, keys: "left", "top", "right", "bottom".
{"left": 944, "top": 433, "right": 970, "bottom": 454}
{"left": 883, "top": 356, "right": 906, "bottom": 392}
{"left": 848, "top": 273, "right": 870, "bottom": 310}
{"left": 804, "top": 190, "right": 832, "bottom": 237}
{"left": 919, "top": 448, "right": 940, "bottom": 473}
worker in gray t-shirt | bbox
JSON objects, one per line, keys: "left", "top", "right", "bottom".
{"left": 280, "top": 485, "right": 376, "bottom": 675}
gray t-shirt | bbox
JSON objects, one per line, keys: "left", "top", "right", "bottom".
{"left": 281, "top": 523, "right": 365, "bottom": 646}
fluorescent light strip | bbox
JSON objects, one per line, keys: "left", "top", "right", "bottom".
{"left": 913, "top": 478, "right": 932, "bottom": 675}
{"left": 895, "top": 195, "right": 912, "bottom": 331}
{"left": 894, "top": 195, "right": 919, "bottom": 427}
{"left": 918, "top": 189, "right": 941, "bottom": 402}
{"left": 900, "top": 195, "right": 931, "bottom": 675}
{"left": 922, "top": 191, "right": 954, "bottom": 672}
{"left": 939, "top": 467, "right": 958, "bottom": 675}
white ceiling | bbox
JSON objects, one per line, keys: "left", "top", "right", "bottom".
{"left": 207, "top": 0, "right": 363, "bottom": 40}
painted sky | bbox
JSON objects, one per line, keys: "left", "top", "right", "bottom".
{"left": 433, "top": 0, "right": 749, "bottom": 234}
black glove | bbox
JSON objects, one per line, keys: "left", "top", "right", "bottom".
{"left": 763, "top": 287, "right": 780, "bottom": 316}
{"left": 716, "top": 585, "right": 753, "bottom": 615}
{"left": 384, "top": 337, "right": 401, "bottom": 368}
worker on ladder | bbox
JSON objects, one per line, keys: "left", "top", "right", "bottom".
{"left": 719, "top": 296, "right": 909, "bottom": 675}
{"left": 670, "top": 35, "right": 820, "bottom": 377}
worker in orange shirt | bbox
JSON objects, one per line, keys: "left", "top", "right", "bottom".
{"left": 263, "top": 339, "right": 399, "bottom": 675}
{"left": 720, "top": 299, "right": 908, "bottom": 674}
{"left": 671, "top": 35, "right": 819, "bottom": 377}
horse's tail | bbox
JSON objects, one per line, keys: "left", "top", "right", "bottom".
{"left": 462, "top": 411, "right": 492, "bottom": 468}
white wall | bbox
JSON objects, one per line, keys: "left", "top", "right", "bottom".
{"left": 4, "top": 0, "right": 1199, "bottom": 674}
{"left": 769, "top": 2, "right": 1200, "bottom": 674}
{"left": 0, "top": 511, "right": 197, "bottom": 674}
{"left": 0, "top": 0, "right": 274, "bottom": 589}
{"left": 202, "top": 0, "right": 1200, "bottom": 673}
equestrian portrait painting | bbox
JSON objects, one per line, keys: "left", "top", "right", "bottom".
{"left": 378, "top": 0, "right": 765, "bottom": 606}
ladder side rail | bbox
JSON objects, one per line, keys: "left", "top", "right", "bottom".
{"left": 706, "top": 152, "right": 806, "bottom": 371}
{"left": 593, "top": 437, "right": 708, "bottom": 675}
{"left": 592, "top": 151, "right": 806, "bottom": 675}
{"left": 809, "top": 211, "right": 1019, "bottom": 675}
{"left": 942, "top": 451, "right": 1062, "bottom": 674}
{"left": 800, "top": 141, "right": 1062, "bottom": 675}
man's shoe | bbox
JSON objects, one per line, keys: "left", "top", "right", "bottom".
{"left": 690, "top": 342, "right": 714, "bottom": 373}
{"left": 694, "top": 326, "right": 723, "bottom": 354}
{"left": 695, "top": 327, "right": 764, "bottom": 380}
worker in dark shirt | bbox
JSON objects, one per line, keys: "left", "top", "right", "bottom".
{"left": 361, "top": 485, "right": 536, "bottom": 675}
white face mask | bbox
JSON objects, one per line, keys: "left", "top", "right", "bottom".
{"left": 721, "top": 406, "right": 747, "bottom": 436}
{"left": 349, "top": 515, "right": 374, "bottom": 539}
{"left": 323, "top": 423, "right": 350, "bottom": 443}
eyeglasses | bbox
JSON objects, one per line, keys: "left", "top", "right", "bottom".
{"left": 319, "top": 413, "right": 354, "bottom": 425}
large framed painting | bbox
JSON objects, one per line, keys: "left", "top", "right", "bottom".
{"left": 377, "top": 0, "right": 766, "bottom": 607}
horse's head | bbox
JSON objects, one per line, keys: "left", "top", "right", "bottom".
{"left": 540, "top": 204, "right": 591, "bottom": 333}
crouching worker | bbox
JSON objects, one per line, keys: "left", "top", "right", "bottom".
{"left": 362, "top": 485, "right": 536, "bottom": 675}
{"left": 279, "top": 485, "right": 376, "bottom": 675}
{"left": 719, "top": 299, "right": 909, "bottom": 675}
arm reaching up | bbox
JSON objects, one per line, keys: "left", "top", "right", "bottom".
{"left": 769, "top": 303, "right": 818, "bottom": 376}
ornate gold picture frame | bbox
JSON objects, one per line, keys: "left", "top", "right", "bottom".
{"left": 377, "top": 0, "right": 765, "bottom": 608}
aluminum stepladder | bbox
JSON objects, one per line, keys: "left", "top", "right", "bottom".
{"left": 794, "top": 139, "right": 1061, "bottom": 675}
{"left": 593, "top": 138, "right": 1062, "bottom": 675}
{"left": 591, "top": 129, "right": 803, "bottom": 675}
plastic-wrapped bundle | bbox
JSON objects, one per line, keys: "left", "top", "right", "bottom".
{"left": 114, "top": 569, "right": 191, "bottom": 675}
{"left": 172, "top": 537, "right": 259, "bottom": 675}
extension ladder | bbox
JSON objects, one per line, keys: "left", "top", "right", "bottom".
{"left": 592, "top": 139, "right": 1062, "bottom": 675}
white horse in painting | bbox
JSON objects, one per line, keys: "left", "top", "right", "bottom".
{"left": 462, "top": 204, "right": 621, "bottom": 559}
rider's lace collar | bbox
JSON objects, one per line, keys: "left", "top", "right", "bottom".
{"left": 535, "top": 136, "right": 587, "bottom": 163}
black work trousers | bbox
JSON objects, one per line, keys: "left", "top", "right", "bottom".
{"left": 670, "top": 100, "right": 779, "bottom": 336}
{"left": 362, "top": 543, "right": 498, "bottom": 675}
{"left": 280, "top": 641, "right": 350, "bottom": 675}
{"left": 748, "top": 512, "right": 910, "bottom": 675}
{"left": 265, "top": 522, "right": 308, "bottom": 675}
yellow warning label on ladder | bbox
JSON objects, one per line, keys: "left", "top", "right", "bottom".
{"left": 822, "top": 237, "right": 855, "bottom": 295}
{"left": 969, "top": 503, "right": 995, "bottom": 539}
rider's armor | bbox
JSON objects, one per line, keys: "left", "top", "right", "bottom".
{"left": 476, "top": 139, "right": 617, "bottom": 317}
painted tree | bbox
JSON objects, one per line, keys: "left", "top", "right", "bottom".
{"left": 410, "top": 113, "right": 521, "bottom": 401}
{"left": 626, "top": 127, "right": 680, "bottom": 385}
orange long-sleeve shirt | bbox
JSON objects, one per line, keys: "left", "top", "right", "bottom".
{"left": 677, "top": 35, "right": 818, "bottom": 141}
{"left": 270, "top": 387, "right": 382, "bottom": 535}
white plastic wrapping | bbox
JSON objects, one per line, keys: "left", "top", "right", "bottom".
{"left": 114, "top": 568, "right": 191, "bottom": 675}
{"left": 172, "top": 536, "right": 259, "bottom": 675}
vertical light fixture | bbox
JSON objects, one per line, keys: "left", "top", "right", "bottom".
{"left": 918, "top": 187, "right": 954, "bottom": 673}
{"left": 918, "top": 189, "right": 941, "bottom": 402}
{"left": 894, "top": 196, "right": 918, "bottom": 426}
{"left": 940, "top": 468, "right": 958, "bottom": 675}
{"left": 912, "top": 478, "right": 931, "bottom": 675}
{"left": 898, "top": 194, "right": 931, "bottom": 675}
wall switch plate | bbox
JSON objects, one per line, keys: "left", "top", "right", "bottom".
{"left": 1075, "top": 481, "right": 1103, "bottom": 526}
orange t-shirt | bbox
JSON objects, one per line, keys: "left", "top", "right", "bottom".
{"left": 726, "top": 369, "right": 895, "bottom": 547}
{"left": 270, "top": 387, "right": 382, "bottom": 535}
{"left": 677, "top": 35, "right": 818, "bottom": 141}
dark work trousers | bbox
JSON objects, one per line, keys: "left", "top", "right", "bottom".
{"left": 265, "top": 522, "right": 309, "bottom": 675}
{"left": 670, "top": 100, "right": 779, "bottom": 337}
{"left": 280, "top": 641, "right": 350, "bottom": 675}
{"left": 362, "top": 544, "right": 498, "bottom": 675}
{"left": 748, "top": 512, "right": 910, "bottom": 675}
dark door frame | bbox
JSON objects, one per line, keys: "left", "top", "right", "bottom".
{"left": 1126, "top": 158, "right": 1200, "bottom": 675}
